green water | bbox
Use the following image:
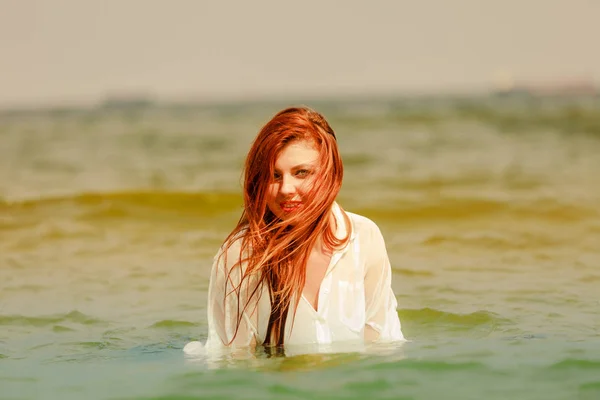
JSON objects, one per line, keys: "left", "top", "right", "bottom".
{"left": 1, "top": 96, "right": 600, "bottom": 399}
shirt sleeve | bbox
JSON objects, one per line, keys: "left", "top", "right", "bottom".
{"left": 206, "top": 244, "right": 257, "bottom": 349}
{"left": 363, "top": 222, "right": 405, "bottom": 342}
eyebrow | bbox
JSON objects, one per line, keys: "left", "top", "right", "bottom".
{"left": 273, "top": 163, "right": 315, "bottom": 172}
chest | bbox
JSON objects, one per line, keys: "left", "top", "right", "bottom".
{"left": 302, "top": 249, "right": 332, "bottom": 311}
{"left": 253, "top": 237, "right": 369, "bottom": 344}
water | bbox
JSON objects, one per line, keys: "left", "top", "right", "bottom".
{"left": 1, "top": 96, "right": 600, "bottom": 399}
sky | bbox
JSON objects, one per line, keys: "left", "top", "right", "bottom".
{"left": 1, "top": 0, "right": 599, "bottom": 108}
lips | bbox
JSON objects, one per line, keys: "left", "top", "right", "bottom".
{"left": 280, "top": 201, "right": 302, "bottom": 213}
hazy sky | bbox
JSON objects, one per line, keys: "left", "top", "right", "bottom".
{"left": 2, "top": 0, "right": 599, "bottom": 107}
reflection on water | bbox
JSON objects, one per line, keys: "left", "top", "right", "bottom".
{"left": 183, "top": 339, "right": 406, "bottom": 371}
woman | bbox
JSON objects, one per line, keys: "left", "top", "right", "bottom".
{"left": 204, "top": 106, "right": 404, "bottom": 352}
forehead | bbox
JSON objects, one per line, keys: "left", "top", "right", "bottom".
{"left": 274, "top": 140, "right": 319, "bottom": 169}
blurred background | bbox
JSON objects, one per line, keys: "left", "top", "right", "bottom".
{"left": 2, "top": 0, "right": 600, "bottom": 109}
{"left": 1, "top": 1, "right": 600, "bottom": 399}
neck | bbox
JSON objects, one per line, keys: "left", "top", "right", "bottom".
{"left": 312, "top": 210, "right": 337, "bottom": 256}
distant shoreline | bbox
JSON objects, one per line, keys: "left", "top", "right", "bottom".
{"left": 2, "top": 89, "right": 599, "bottom": 116}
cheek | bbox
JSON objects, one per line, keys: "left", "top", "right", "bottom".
{"left": 267, "top": 183, "right": 279, "bottom": 202}
{"left": 299, "top": 177, "right": 316, "bottom": 194}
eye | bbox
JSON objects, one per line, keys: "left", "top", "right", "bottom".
{"left": 295, "top": 169, "right": 311, "bottom": 178}
{"left": 273, "top": 172, "right": 282, "bottom": 181}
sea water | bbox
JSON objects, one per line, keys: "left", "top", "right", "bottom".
{"left": 1, "top": 96, "right": 600, "bottom": 399}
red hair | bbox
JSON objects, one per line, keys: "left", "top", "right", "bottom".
{"left": 220, "top": 106, "right": 351, "bottom": 346}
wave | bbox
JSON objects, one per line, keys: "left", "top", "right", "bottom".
{"left": 366, "top": 358, "right": 487, "bottom": 372}
{"left": 0, "top": 310, "right": 104, "bottom": 327}
{"left": 548, "top": 358, "right": 600, "bottom": 371}
{"left": 149, "top": 320, "right": 199, "bottom": 329}
{"left": 398, "top": 307, "right": 514, "bottom": 337}
{"left": 1, "top": 191, "right": 597, "bottom": 235}
{"left": 580, "top": 380, "right": 600, "bottom": 391}
{"left": 354, "top": 197, "right": 598, "bottom": 223}
{"left": 421, "top": 231, "right": 560, "bottom": 250}
{"left": 0, "top": 190, "right": 243, "bottom": 229}
{"left": 1, "top": 190, "right": 241, "bottom": 211}
{"left": 339, "top": 97, "right": 600, "bottom": 136}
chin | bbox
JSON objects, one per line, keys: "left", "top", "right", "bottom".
{"left": 269, "top": 208, "right": 300, "bottom": 223}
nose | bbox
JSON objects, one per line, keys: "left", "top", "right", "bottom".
{"left": 279, "top": 175, "right": 296, "bottom": 195}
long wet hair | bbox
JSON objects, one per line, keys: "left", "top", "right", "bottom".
{"left": 219, "top": 106, "right": 351, "bottom": 347}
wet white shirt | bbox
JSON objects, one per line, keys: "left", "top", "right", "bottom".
{"left": 205, "top": 202, "right": 405, "bottom": 351}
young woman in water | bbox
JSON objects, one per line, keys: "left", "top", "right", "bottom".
{"left": 202, "top": 106, "right": 404, "bottom": 351}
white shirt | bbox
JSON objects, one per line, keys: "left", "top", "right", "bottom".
{"left": 205, "top": 202, "right": 405, "bottom": 352}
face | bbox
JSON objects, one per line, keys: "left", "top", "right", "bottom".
{"left": 267, "top": 140, "right": 319, "bottom": 220}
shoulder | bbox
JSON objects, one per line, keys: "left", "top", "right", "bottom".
{"left": 214, "top": 228, "right": 249, "bottom": 268}
{"left": 345, "top": 210, "right": 382, "bottom": 234}
{"left": 344, "top": 210, "right": 390, "bottom": 265}
{"left": 344, "top": 210, "right": 386, "bottom": 244}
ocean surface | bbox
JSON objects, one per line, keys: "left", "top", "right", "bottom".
{"left": 1, "top": 95, "right": 600, "bottom": 399}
